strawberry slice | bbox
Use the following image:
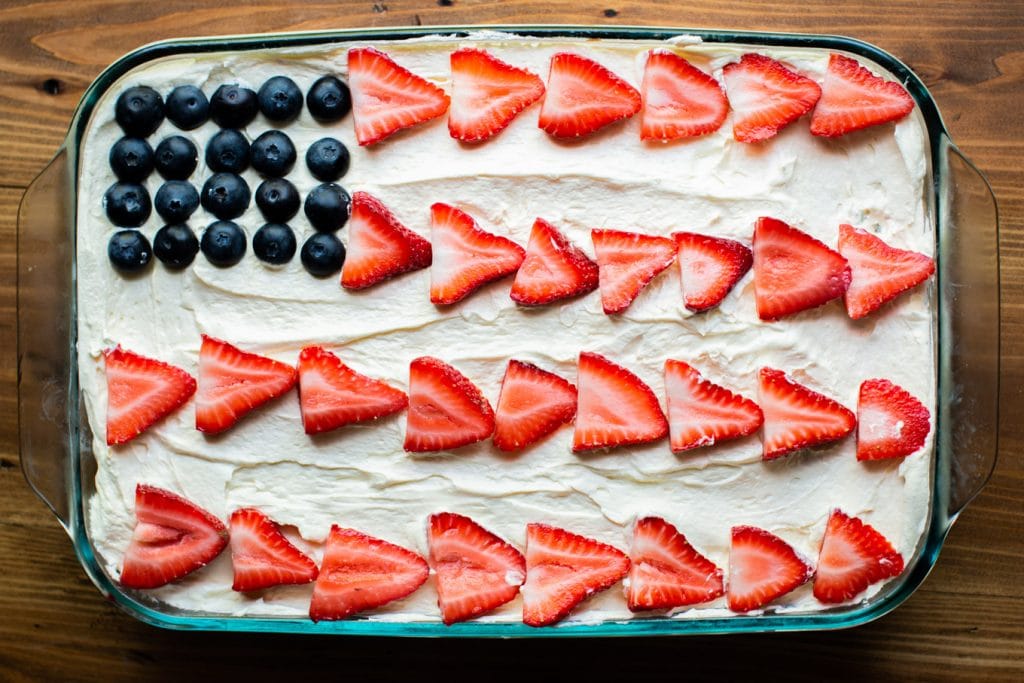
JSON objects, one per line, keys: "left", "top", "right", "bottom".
{"left": 721, "top": 53, "right": 822, "bottom": 143}
{"left": 104, "top": 346, "right": 196, "bottom": 446}
{"left": 229, "top": 507, "right": 318, "bottom": 592}
{"left": 448, "top": 47, "right": 545, "bottom": 143}
{"left": 309, "top": 525, "right": 429, "bottom": 621}
{"left": 674, "top": 231, "right": 753, "bottom": 312}
{"left": 810, "top": 54, "right": 915, "bottom": 138}
{"left": 347, "top": 46, "right": 450, "bottom": 146}
{"left": 627, "top": 516, "right": 725, "bottom": 611}
{"left": 428, "top": 512, "right": 526, "bottom": 624}
{"left": 119, "top": 484, "right": 228, "bottom": 589}
{"left": 814, "top": 509, "right": 904, "bottom": 604}
{"left": 538, "top": 52, "right": 641, "bottom": 138}
{"left": 404, "top": 356, "right": 495, "bottom": 452}
{"left": 664, "top": 359, "right": 763, "bottom": 453}
{"left": 509, "top": 218, "right": 599, "bottom": 306}
{"left": 640, "top": 50, "right": 729, "bottom": 141}
{"left": 195, "top": 335, "right": 297, "bottom": 434}
{"left": 758, "top": 367, "right": 856, "bottom": 460}
{"left": 728, "top": 525, "right": 813, "bottom": 612}
{"left": 856, "top": 378, "right": 931, "bottom": 461}
{"left": 493, "top": 359, "right": 577, "bottom": 452}
{"left": 297, "top": 345, "right": 407, "bottom": 435}
{"left": 341, "top": 191, "right": 432, "bottom": 291}
{"left": 753, "top": 216, "right": 851, "bottom": 321}
{"left": 573, "top": 352, "right": 668, "bottom": 452}
{"left": 430, "top": 202, "right": 525, "bottom": 304}
{"left": 591, "top": 229, "right": 676, "bottom": 314}
{"left": 521, "top": 523, "right": 630, "bottom": 627}
{"left": 838, "top": 224, "right": 935, "bottom": 320}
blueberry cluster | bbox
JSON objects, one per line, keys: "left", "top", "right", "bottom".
{"left": 105, "top": 75, "right": 352, "bottom": 278}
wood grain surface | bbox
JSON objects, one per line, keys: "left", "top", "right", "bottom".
{"left": 1, "top": 1, "right": 1021, "bottom": 680}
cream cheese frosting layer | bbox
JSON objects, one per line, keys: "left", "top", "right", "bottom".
{"left": 77, "top": 33, "right": 935, "bottom": 623}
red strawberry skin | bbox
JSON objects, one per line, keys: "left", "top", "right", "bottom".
{"left": 573, "top": 352, "right": 668, "bottom": 452}
{"left": 591, "top": 228, "right": 676, "bottom": 314}
{"left": 449, "top": 48, "right": 545, "bottom": 143}
{"left": 838, "top": 224, "right": 935, "bottom": 320}
{"left": 341, "top": 191, "right": 432, "bottom": 291}
{"left": 493, "top": 359, "right": 577, "bottom": 452}
{"left": 722, "top": 53, "right": 821, "bottom": 143}
{"left": 538, "top": 52, "right": 642, "bottom": 138}
{"left": 810, "top": 54, "right": 915, "bottom": 138}
{"left": 758, "top": 367, "right": 856, "bottom": 460}
{"left": 664, "top": 359, "right": 763, "bottom": 453}
{"left": 674, "top": 231, "right": 752, "bottom": 313}
{"left": 510, "top": 218, "right": 599, "bottom": 306}
{"left": 627, "top": 516, "right": 725, "bottom": 611}
{"left": 229, "top": 507, "right": 319, "bottom": 592}
{"left": 404, "top": 356, "right": 495, "bottom": 453}
{"left": 640, "top": 49, "right": 729, "bottom": 141}
{"left": 814, "top": 510, "right": 904, "bottom": 604}
{"left": 727, "top": 525, "right": 813, "bottom": 612}
{"left": 856, "top": 379, "right": 931, "bottom": 461}
{"left": 104, "top": 346, "right": 196, "bottom": 446}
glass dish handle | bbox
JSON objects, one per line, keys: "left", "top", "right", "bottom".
{"left": 937, "top": 137, "right": 1000, "bottom": 527}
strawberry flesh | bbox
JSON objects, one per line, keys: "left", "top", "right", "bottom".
{"left": 591, "top": 228, "right": 676, "bottom": 314}
{"left": 722, "top": 53, "right": 821, "bottom": 143}
{"left": 229, "top": 507, "right": 318, "bottom": 592}
{"left": 493, "top": 359, "right": 577, "bottom": 452}
{"left": 341, "top": 191, "right": 432, "bottom": 291}
{"left": 538, "top": 52, "right": 641, "bottom": 138}
{"left": 573, "top": 351, "right": 668, "bottom": 452}
{"left": 674, "top": 231, "right": 752, "bottom": 312}
{"left": 727, "top": 525, "right": 813, "bottom": 612}
{"left": 838, "top": 223, "right": 935, "bottom": 320}
{"left": 640, "top": 49, "right": 729, "bottom": 141}
{"left": 404, "top": 356, "right": 495, "bottom": 452}
{"left": 856, "top": 378, "right": 931, "bottom": 460}
{"left": 810, "top": 54, "right": 915, "bottom": 138}
{"left": 664, "top": 359, "right": 763, "bottom": 453}
{"left": 758, "top": 367, "right": 856, "bottom": 460}
{"left": 510, "top": 218, "right": 599, "bottom": 306}
{"left": 449, "top": 48, "right": 545, "bottom": 143}
{"left": 813, "top": 509, "right": 904, "bottom": 604}
{"left": 104, "top": 346, "right": 196, "bottom": 446}
{"left": 627, "top": 516, "right": 724, "bottom": 611}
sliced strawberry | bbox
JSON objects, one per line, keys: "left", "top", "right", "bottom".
{"left": 119, "top": 484, "right": 228, "bottom": 589}
{"left": 448, "top": 47, "right": 545, "bottom": 143}
{"left": 104, "top": 346, "right": 196, "bottom": 446}
{"left": 753, "top": 216, "right": 851, "bottom": 321}
{"left": 810, "top": 54, "right": 915, "bottom": 138}
{"left": 727, "top": 525, "right": 813, "bottom": 612}
{"left": 573, "top": 352, "right": 668, "bottom": 452}
{"left": 229, "top": 507, "right": 318, "bottom": 592}
{"left": 674, "top": 231, "right": 752, "bottom": 313}
{"left": 721, "top": 53, "right": 822, "bottom": 143}
{"left": 838, "top": 224, "right": 935, "bottom": 320}
{"left": 856, "top": 378, "right": 931, "bottom": 461}
{"left": 521, "top": 523, "right": 630, "bottom": 626}
{"left": 758, "top": 367, "right": 856, "bottom": 460}
{"left": 341, "top": 191, "right": 432, "bottom": 291}
{"left": 347, "top": 46, "right": 450, "bottom": 146}
{"left": 430, "top": 202, "right": 525, "bottom": 304}
{"left": 195, "top": 335, "right": 297, "bottom": 434}
{"left": 664, "top": 359, "right": 763, "bottom": 453}
{"left": 640, "top": 50, "right": 729, "bottom": 141}
{"left": 591, "top": 229, "right": 676, "bottom": 314}
{"left": 509, "top": 218, "right": 599, "bottom": 306}
{"left": 627, "top": 516, "right": 724, "bottom": 611}
{"left": 428, "top": 512, "right": 526, "bottom": 624}
{"left": 404, "top": 356, "right": 495, "bottom": 452}
{"left": 296, "top": 345, "right": 407, "bottom": 435}
{"left": 813, "top": 509, "right": 904, "bottom": 604}
{"left": 493, "top": 359, "right": 577, "bottom": 452}
{"left": 538, "top": 52, "right": 641, "bottom": 138}
{"left": 309, "top": 525, "right": 429, "bottom": 621}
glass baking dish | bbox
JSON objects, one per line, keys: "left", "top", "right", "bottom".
{"left": 16, "top": 25, "right": 1000, "bottom": 636}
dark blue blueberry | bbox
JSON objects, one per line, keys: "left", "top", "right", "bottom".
{"left": 303, "top": 183, "right": 351, "bottom": 232}
{"left": 200, "top": 220, "right": 247, "bottom": 267}
{"left": 306, "top": 75, "right": 351, "bottom": 122}
{"left": 165, "top": 85, "right": 209, "bottom": 130}
{"left": 201, "top": 172, "right": 250, "bottom": 219}
{"left": 305, "top": 137, "right": 350, "bottom": 181}
{"left": 154, "top": 181, "right": 199, "bottom": 223}
{"left": 205, "top": 129, "right": 250, "bottom": 173}
{"left": 301, "top": 232, "right": 345, "bottom": 277}
{"left": 210, "top": 84, "right": 258, "bottom": 128}
{"left": 104, "top": 182, "right": 151, "bottom": 227}
{"left": 250, "top": 130, "right": 296, "bottom": 177}
{"left": 254, "top": 178, "right": 300, "bottom": 222}
{"left": 109, "top": 137, "right": 154, "bottom": 182}
{"left": 257, "top": 76, "right": 303, "bottom": 122}
{"left": 154, "top": 135, "right": 198, "bottom": 180}
{"left": 153, "top": 223, "right": 199, "bottom": 268}
{"left": 115, "top": 86, "right": 164, "bottom": 137}
{"left": 108, "top": 229, "right": 152, "bottom": 272}
{"left": 252, "top": 223, "right": 297, "bottom": 265}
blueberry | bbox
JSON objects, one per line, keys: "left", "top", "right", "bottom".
{"left": 200, "top": 220, "right": 247, "bottom": 267}
{"left": 304, "top": 183, "right": 351, "bottom": 232}
{"left": 153, "top": 224, "right": 199, "bottom": 268}
{"left": 306, "top": 76, "right": 351, "bottom": 122}
{"left": 109, "top": 137, "right": 154, "bottom": 182}
{"left": 200, "top": 173, "right": 250, "bottom": 219}
{"left": 108, "top": 229, "right": 152, "bottom": 272}
{"left": 104, "top": 182, "right": 151, "bottom": 227}
{"left": 252, "top": 223, "right": 297, "bottom": 265}
{"left": 210, "top": 84, "right": 258, "bottom": 128}
{"left": 250, "top": 130, "right": 296, "bottom": 177}
{"left": 115, "top": 86, "right": 164, "bottom": 137}
{"left": 154, "top": 135, "right": 198, "bottom": 180}
{"left": 257, "top": 76, "right": 303, "bottom": 122}
{"left": 154, "top": 181, "right": 199, "bottom": 223}
{"left": 306, "top": 137, "right": 350, "bottom": 181}
{"left": 205, "top": 129, "right": 250, "bottom": 173}
{"left": 254, "top": 178, "right": 300, "bottom": 222}
{"left": 165, "top": 85, "right": 209, "bottom": 130}
{"left": 301, "top": 232, "right": 345, "bottom": 277}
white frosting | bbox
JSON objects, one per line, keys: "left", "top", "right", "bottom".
{"left": 77, "top": 34, "right": 935, "bottom": 623}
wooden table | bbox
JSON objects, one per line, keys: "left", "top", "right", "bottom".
{"left": 1, "top": 1, "right": 1021, "bottom": 680}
